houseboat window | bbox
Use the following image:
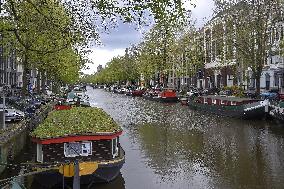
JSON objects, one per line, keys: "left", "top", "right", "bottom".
{"left": 37, "top": 144, "right": 43, "bottom": 163}
{"left": 81, "top": 142, "right": 92, "bottom": 156}
{"left": 112, "top": 137, "right": 118, "bottom": 158}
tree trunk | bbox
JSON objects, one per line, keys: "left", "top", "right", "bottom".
{"left": 22, "top": 54, "right": 29, "bottom": 96}
{"left": 254, "top": 70, "right": 262, "bottom": 95}
{"left": 52, "top": 80, "right": 60, "bottom": 94}
{"left": 41, "top": 72, "right": 46, "bottom": 94}
{"left": 36, "top": 71, "right": 41, "bottom": 94}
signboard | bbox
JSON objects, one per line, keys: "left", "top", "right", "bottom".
{"left": 64, "top": 141, "right": 92, "bottom": 157}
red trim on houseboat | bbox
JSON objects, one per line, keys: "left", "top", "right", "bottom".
{"left": 32, "top": 131, "right": 123, "bottom": 144}
{"left": 54, "top": 105, "right": 72, "bottom": 110}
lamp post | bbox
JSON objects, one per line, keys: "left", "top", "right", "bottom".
{"left": 0, "top": 86, "right": 5, "bottom": 130}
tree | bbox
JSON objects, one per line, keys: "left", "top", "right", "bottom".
{"left": 213, "top": 0, "right": 284, "bottom": 94}
{"left": 1, "top": 0, "right": 192, "bottom": 92}
{"left": 1, "top": 0, "right": 86, "bottom": 93}
{"left": 168, "top": 26, "right": 204, "bottom": 89}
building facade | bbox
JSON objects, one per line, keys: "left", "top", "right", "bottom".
{"left": 167, "top": 14, "right": 284, "bottom": 93}
{"left": 0, "top": 35, "right": 20, "bottom": 95}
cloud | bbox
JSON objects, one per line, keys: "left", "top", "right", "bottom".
{"left": 85, "top": 21, "right": 144, "bottom": 74}
{"left": 84, "top": 1, "right": 214, "bottom": 74}
{"left": 82, "top": 48, "right": 126, "bottom": 74}
{"left": 188, "top": 0, "right": 215, "bottom": 27}
{"left": 97, "top": 22, "right": 143, "bottom": 50}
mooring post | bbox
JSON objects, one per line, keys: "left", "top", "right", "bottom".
{"left": 73, "top": 160, "right": 80, "bottom": 189}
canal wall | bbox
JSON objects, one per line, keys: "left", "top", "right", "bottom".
{"left": 0, "top": 104, "right": 53, "bottom": 174}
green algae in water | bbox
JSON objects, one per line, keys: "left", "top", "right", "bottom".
{"left": 31, "top": 107, "right": 121, "bottom": 139}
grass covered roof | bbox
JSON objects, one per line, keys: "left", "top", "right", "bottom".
{"left": 31, "top": 107, "right": 121, "bottom": 139}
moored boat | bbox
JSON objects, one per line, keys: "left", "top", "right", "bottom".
{"left": 132, "top": 87, "right": 146, "bottom": 97}
{"left": 143, "top": 88, "right": 179, "bottom": 103}
{"left": 66, "top": 91, "right": 90, "bottom": 107}
{"left": 188, "top": 95, "right": 269, "bottom": 119}
{"left": 179, "top": 96, "right": 188, "bottom": 106}
{"left": 31, "top": 107, "right": 124, "bottom": 188}
{"left": 269, "top": 101, "right": 284, "bottom": 123}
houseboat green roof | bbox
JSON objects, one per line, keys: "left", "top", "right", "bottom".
{"left": 31, "top": 107, "right": 121, "bottom": 139}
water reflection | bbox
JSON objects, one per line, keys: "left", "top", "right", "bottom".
{"left": 87, "top": 88, "right": 284, "bottom": 189}
{"left": 84, "top": 173, "right": 125, "bottom": 189}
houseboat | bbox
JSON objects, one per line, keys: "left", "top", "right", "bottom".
{"left": 188, "top": 95, "right": 269, "bottom": 119}
{"left": 143, "top": 88, "right": 179, "bottom": 103}
{"left": 66, "top": 91, "right": 90, "bottom": 107}
{"left": 31, "top": 107, "right": 124, "bottom": 188}
{"left": 131, "top": 87, "right": 146, "bottom": 97}
{"left": 269, "top": 101, "right": 284, "bottom": 123}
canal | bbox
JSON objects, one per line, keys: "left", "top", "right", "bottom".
{"left": 86, "top": 87, "right": 284, "bottom": 189}
{"left": 2, "top": 86, "right": 284, "bottom": 189}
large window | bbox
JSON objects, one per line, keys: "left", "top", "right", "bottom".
{"left": 112, "top": 137, "right": 119, "bottom": 158}
{"left": 36, "top": 144, "right": 43, "bottom": 162}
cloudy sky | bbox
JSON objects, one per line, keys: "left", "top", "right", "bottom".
{"left": 83, "top": 0, "right": 214, "bottom": 74}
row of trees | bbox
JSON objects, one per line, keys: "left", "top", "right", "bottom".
{"left": 83, "top": 20, "right": 204, "bottom": 87}
{"left": 85, "top": 0, "right": 284, "bottom": 94}
{"left": 1, "top": 0, "right": 189, "bottom": 93}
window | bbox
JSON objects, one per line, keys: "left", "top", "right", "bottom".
{"left": 37, "top": 144, "right": 43, "bottom": 162}
{"left": 81, "top": 142, "right": 92, "bottom": 156}
{"left": 112, "top": 137, "right": 119, "bottom": 158}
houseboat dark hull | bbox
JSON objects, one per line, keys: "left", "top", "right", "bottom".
{"left": 269, "top": 104, "right": 284, "bottom": 123}
{"left": 188, "top": 100, "right": 267, "bottom": 119}
{"left": 131, "top": 91, "right": 145, "bottom": 97}
{"left": 32, "top": 147, "right": 125, "bottom": 188}
{"left": 143, "top": 95, "right": 179, "bottom": 103}
{"left": 270, "top": 112, "right": 284, "bottom": 123}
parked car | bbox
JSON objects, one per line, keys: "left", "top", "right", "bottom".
{"left": 260, "top": 91, "right": 279, "bottom": 100}
{"left": 0, "top": 104, "right": 25, "bottom": 122}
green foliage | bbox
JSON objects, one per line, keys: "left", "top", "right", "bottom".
{"left": 82, "top": 17, "right": 205, "bottom": 86}
{"left": 1, "top": 0, "right": 88, "bottom": 87}
{"left": 1, "top": 0, "right": 192, "bottom": 87}
{"left": 223, "top": 85, "right": 245, "bottom": 97}
{"left": 31, "top": 107, "right": 122, "bottom": 139}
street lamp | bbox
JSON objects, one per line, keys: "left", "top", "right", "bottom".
{"left": 0, "top": 85, "right": 6, "bottom": 130}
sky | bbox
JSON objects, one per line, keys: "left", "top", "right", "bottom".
{"left": 83, "top": 0, "right": 214, "bottom": 75}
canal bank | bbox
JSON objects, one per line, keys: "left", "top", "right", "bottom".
{"left": 0, "top": 104, "right": 53, "bottom": 176}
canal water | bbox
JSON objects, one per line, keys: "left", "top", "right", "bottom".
{"left": 2, "top": 86, "right": 284, "bottom": 189}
